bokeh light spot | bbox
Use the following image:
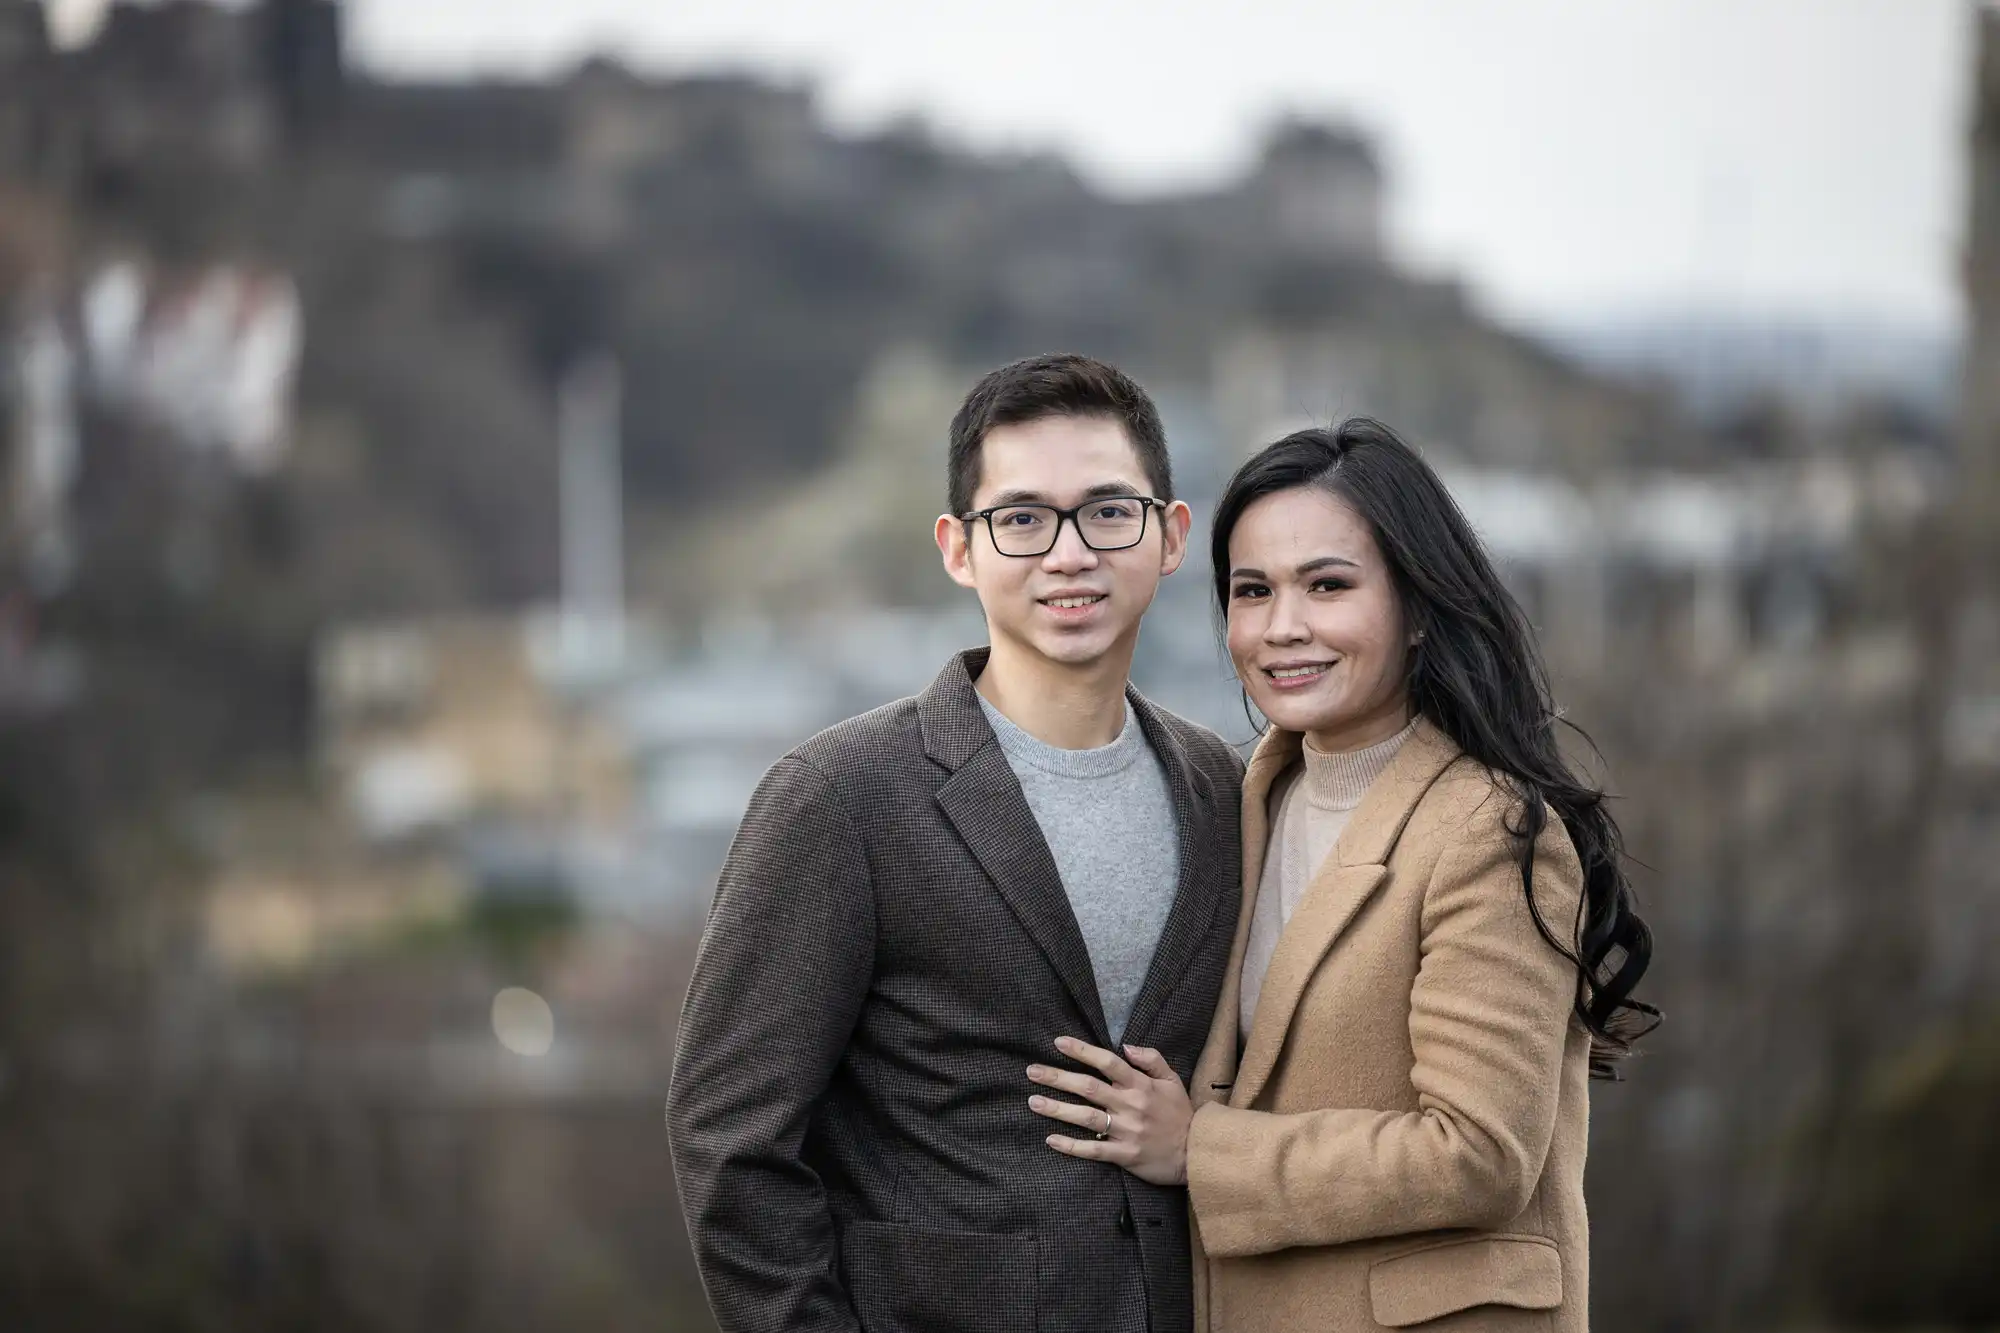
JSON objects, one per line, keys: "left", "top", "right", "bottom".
{"left": 491, "top": 986, "right": 555, "bottom": 1056}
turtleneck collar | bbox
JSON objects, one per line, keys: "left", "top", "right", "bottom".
{"left": 1301, "top": 720, "right": 1417, "bottom": 812}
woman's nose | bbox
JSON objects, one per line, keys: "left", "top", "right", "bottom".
{"left": 1263, "top": 592, "right": 1310, "bottom": 643}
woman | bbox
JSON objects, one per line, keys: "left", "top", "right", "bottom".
{"left": 1026, "top": 419, "right": 1656, "bottom": 1331}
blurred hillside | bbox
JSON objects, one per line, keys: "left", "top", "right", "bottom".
{"left": 1, "top": 2, "right": 1997, "bottom": 1331}
{"left": 2, "top": 0, "right": 1721, "bottom": 608}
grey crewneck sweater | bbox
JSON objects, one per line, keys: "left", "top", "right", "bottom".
{"left": 978, "top": 693, "right": 1180, "bottom": 1044}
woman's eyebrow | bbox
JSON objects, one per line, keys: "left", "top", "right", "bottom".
{"left": 1230, "top": 555, "right": 1359, "bottom": 581}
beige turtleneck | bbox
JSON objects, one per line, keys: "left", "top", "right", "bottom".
{"left": 1238, "top": 721, "right": 1416, "bottom": 1041}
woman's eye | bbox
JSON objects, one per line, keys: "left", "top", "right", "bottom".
{"left": 1311, "top": 578, "right": 1351, "bottom": 593}
{"left": 1231, "top": 584, "right": 1268, "bottom": 600}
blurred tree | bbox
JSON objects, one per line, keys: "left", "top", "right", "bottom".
{"left": 1796, "top": 1020, "right": 2000, "bottom": 1323}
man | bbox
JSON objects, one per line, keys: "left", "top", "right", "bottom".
{"left": 667, "top": 353, "right": 1244, "bottom": 1333}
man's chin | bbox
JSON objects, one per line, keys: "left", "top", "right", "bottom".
{"left": 1031, "top": 626, "right": 1129, "bottom": 668}
{"left": 990, "top": 622, "right": 1128, "bottom": 670}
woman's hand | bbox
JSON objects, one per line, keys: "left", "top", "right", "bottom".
{"left": 1027, "top": 1035, "right": 1192, "bottom": 1186}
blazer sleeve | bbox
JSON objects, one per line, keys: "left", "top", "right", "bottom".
{"left": 1186, "top": 805, "right": 1582, "bottom": 1258}
{"left": 666, "top": 753, "right": 875, "bottom": 1332}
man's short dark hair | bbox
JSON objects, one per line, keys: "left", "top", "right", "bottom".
{"left": 947, "top": 353, "right": 1173, "bottom": 517}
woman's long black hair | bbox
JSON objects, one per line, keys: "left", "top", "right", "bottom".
{"left": 1212, "top": 419, "right": 1658, "bottom": 1077}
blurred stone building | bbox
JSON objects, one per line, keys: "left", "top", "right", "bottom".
{"left": 316, "top": 615, "right": 634, "bottom": 840}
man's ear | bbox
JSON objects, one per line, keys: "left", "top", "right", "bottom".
{"left": 1157, "top": 501, "right": 1194, "bottom": 578}
{"left": 937, "top": 514, "right": 979, "bottom": 590}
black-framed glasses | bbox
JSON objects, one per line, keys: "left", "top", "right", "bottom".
{"left": 959, "top": 496, "right": 1165, "bottom": 558}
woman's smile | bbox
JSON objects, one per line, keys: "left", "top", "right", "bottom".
{"left": 1261, "top": 658, "right": 1338, "bottom": 689}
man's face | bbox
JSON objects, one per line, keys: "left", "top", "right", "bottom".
{"left": 936, "top": 415, "right": 1191, "bottom": 671}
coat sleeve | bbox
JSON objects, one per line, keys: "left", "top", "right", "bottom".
{"left": 1186, "top": 803, "right": 1582, "bottom": 1258}
{"left": 666, "top": 753, "right": 875, "bottom": 1332}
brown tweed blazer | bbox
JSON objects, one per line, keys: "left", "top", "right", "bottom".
{"left": 668, "top": 649, "right": 1245, "bottom": 1333}
{"left": 1188, "top": 720, "right": 1591, "bottom": 1333}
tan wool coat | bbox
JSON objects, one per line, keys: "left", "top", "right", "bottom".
{"left": 1188, "top": 719, "right": 1592, "bottom": 1333}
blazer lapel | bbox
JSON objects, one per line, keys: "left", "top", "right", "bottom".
{"left": 1117, "top": 692, "right": 1219, "bottom": 1050}
{"left": 1227, "top": 719, "right": 1465, "bottom": 1110}
{"left": 923, "top": 649, "right": 1111, "bottom": 1045}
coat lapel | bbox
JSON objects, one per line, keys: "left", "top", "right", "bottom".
{"left": 923, "top": 649, "right": 1111, "bottom": 1045}
{"left": 1229, "top": 861, "right": 1391, "bottom": 1108}
{"left": 1206, "top": 719, "right": 1466, "bottom": 1110}
{"left": 1191, "top": 727, "right": 1298, "bottom": 1110}
{"left": 1117, "top": 691, "right": 1220, "bottom": 1051}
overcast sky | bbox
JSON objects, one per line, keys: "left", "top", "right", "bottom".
{"left": 58, "top": 0, "right": 1974, "bottom": 333}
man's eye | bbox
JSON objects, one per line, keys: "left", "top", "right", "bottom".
{"left": 1093, "top": 503, "right": 1140, "bottom": 520}
{"left": 996, "top": 510, "right": 1046, "bottom": 527}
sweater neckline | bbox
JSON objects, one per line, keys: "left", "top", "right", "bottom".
{"left": 1300, "top": 720, "right": 1417, "bottom": 812}
{"left": 977, "top": 693, "right": 1145, "bottom": 779}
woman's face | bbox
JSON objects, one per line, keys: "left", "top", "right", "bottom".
{"left": 1225, "top": 486, "right": 1414, "bottom": 752}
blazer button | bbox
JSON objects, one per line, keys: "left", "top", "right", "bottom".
{"left": 1116, "top": 1205, "right": 1135, "bottom": 1236}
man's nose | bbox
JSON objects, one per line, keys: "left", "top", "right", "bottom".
{"left": 1041, "top": 516, "right": 1099, "bottom": 571}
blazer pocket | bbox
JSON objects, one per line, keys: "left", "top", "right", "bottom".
{"left": 837, "top": 1219, "right": 1035, "bottom": 1333}
{"left": 1367, "top": 1233, "right": 1563, "bottom": 1328}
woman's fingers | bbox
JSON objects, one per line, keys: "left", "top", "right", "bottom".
{"left": 1027, "top": 1095, "right": 1105, "bottom": 1130}
{"left": 1045, "top": 1133, "right": 1135, "bottom": 1164}
{"left": 1033, "top": 1040, "right": 1192, "bottom": 1187}
{"left": 1121, "top": 1044, "right": 1173, "bottom": 1080}
{"left": 1025, "top": 1064, "right": 1112, "bottom": 1103}
{"left": 1053, "top": 1035, "right": 1139, "bottom": 1087}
